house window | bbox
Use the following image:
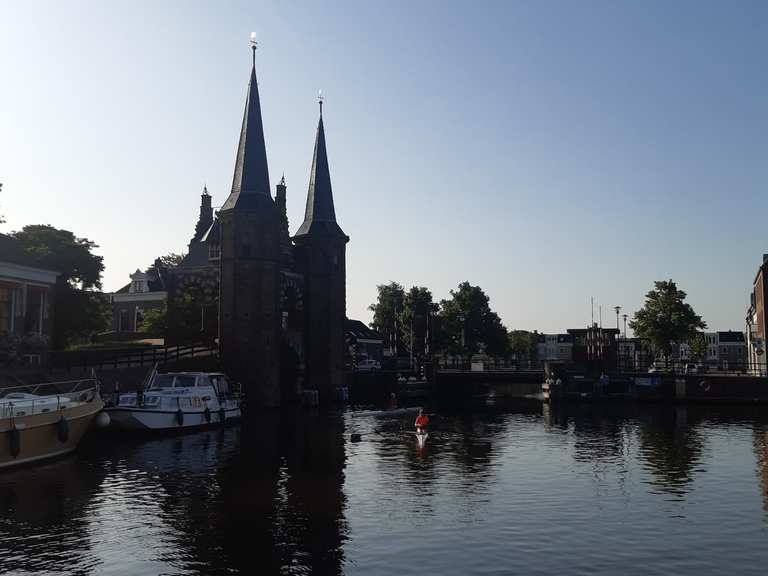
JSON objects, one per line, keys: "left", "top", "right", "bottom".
{"left": 0, "top": 287, "right": 10, "bottom": 333}
{"left": 209, "top": 242, "right": 221, "bottom": 260}
{"left": 25, "top": 289, "right": 44, "bottom": 335}
{"left": 135, "top": 308, "right": 144, "bottom": 331}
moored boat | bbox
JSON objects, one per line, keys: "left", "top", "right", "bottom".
{"left": 0, "top": 379, "right": 105, "bottom": 469}
{"left": 107, "top": 371, "right": 241, "bottom": 432}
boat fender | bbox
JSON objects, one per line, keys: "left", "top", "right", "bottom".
{"left": 350, "top": 433, "right": 362, "bottom": 443}
{"left": 9, "top": 425, "right": 21, "bottom": 458}
{"left": 176, "top": 409, "right": 184, "bottom": 426}
{"left": 95, "top": 411, "right": 111, "bottom": 428}
{"left": 57, "top": 416, "right": 69, "bottom": 443}
{"left": 219, "top": 408, "right": 226, "bottom": 423}
{"left": 204, "top": 406, "right": 211, "bottom": 423}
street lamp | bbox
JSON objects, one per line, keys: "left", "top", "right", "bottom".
{"left": 622, "top": 314, "right": 628, "bottom": 339}
{"left": 614, "top": 306, "right": 621, "bottom": 333}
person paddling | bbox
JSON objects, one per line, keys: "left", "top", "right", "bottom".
{"left": 414, "top": 408, "right": 429, "bottom": 434}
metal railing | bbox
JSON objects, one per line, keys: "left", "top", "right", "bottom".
{"left": 50, "top": 343, "right": 218, "bottom": 371}
{"left": 0, "top": 378, "right": 100, "bottom": 419}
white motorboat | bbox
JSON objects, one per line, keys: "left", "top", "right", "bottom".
{"left": 0, "top": 379, "right": 106, "bottom": 469}
{"left": 107, "top": 371, "right": 241, "bottom": 432}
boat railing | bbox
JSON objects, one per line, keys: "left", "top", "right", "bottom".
{"left": 0, "top": 378, "right": 100, "bottom": 419}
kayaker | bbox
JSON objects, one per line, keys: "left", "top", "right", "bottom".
{"left": 414, "top": 408, "right": 429, "bottom": 433}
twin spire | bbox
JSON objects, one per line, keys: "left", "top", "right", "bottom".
{"left": 220, "top": 37, "right": 345, "bottom": 241}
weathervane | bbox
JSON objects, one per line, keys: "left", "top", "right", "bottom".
{"left": 318, "top": 89, "right": 324, "bottom": 116}
{"left": 250, "top": 32, "right": 257, "bottom": 66}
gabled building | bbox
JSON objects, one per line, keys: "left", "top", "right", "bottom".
{"left": 110, "top": 265, "right": 167, "bottom": 333}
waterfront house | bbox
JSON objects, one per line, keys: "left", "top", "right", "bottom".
{"left": 110, "top": 266, "right": 167, "bottom": 334}
{"left": 0, "top": 233, "right": 59, "bottom": 365}
{"left": 746, "top": 255, "right": 768, "bottom": 375}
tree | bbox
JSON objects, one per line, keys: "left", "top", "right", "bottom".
{"left": 629, "top": 280, "right": 706, "bottom": 360}
{"left": 509, "top": 330, "right": 539, "bottom": 365}
{"left": 688, "top": 331, "right": 706, "bottom": 363}
{"left": 12, "top": 224, "right": 107, "bottom": 348}
{"left": 401, "top": 286, "right": 439, "bottom": 360}
{"left": 140, "top": 303, "right": 167, "bottom": 336}
{"left": 437, "top": 282, "right": 509, "bottom": 356}
{"left": 369, "top": 282, "right": 405, "bottom": 353}
{"left": 147, "top": 252, "right": 185, "bottom": 272}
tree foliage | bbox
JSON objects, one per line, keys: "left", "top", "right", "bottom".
{"left": 147, "top": 252, "right": 185, "bottom": 272}
{"left": 12, "top": 225, "right": 103, "bottom": 289}
{"left": 368, "top": 282, "right": 405, "bottom": 351}
{"left": 140, "top": 303, "right": 167, "bottom": 336}
{"left": 509, "top": 330, "right": 539, "bottom": 363}
{"left": 688, "top": 331, "right": 706, "bottom": 362}
{"left": 438, "top": 282, "right": 509, "bottom": 356}
{"left": 629, "top": 280, "right": 706, "bottom": 358}
{"left": 401, "top": 286, "right": 439, "bottom": 359}
{"left": 12, "top": 224, "right": 107, "bottom": 348}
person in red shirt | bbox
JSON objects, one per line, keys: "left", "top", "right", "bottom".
{"left": 414, "top": 408, "right": 429, "bottom": 433}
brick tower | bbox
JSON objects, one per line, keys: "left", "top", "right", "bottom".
{"left": 293, "top": 98, "right": 349, "bottom": 404}
{"left": 218, "top": 42, "right": 282, "bottom": 408}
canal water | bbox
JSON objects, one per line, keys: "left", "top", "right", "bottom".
{"left": 2, "top": 402, "right": 768, "bottom": 575}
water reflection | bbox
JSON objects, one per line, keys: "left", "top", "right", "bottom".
{"left": 2, "top": 404, "right": 768, "bottom": 575}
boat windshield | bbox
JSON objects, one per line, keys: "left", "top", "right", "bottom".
{"left": 150, "top": 375, "right": 176, "bottom": 389}
{"left": 174, "top": 375, "right": 197, "bottom": 388}
{"left": 149, "top": 374, "right": 199, "bottom": 389}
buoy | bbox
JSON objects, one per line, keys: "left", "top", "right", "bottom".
{"left": 176, "top": 409, "right": 184, "bottom": 426}
{"left": 9, "top": 426, "right": 21, "bottom": 458}
{"left": 95, "top": 411, "right": 111, "bottom": 428}
{"left": 57, "top": 416, "right": 69, "bottom": 443}
{"left": 204, "top": 406, "right": 211, "bottom": 423}
{"left": 350, "top": 433, "right": 362, "bottom": 443}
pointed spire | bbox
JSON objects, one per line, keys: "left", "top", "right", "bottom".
{"left": 220, "top": 34, "right": 271, "bottom": 212}
{"left": 295, "top": 97, "right": 347, "bottom": 239}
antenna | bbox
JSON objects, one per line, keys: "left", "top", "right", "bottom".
{"left": 318, "top": 89, "right": 324, "bottom": 116}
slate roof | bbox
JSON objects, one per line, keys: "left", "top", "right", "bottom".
{"left": 220, "top": 57, "right": 272, "bottom": 212}
{"left": 345, "top": 318, "right": 383, "bottom": 342}
{"left": 295, "top": 113, "right": 347, "bottom": 240}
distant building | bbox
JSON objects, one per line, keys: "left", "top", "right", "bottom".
{"left": 110, "top": 266, "right": 168, "bottom": 333}
{"left": 536, "top": 333, "right": 573, "bottom": 362}
{"left": 677, "top": 331, "right": 746, "bottom": 370}
{"left": 747, "top": 255, "right": 768, "bottom": 375}
{"left": 0, "top": 233, "right": 59, "bottom": 364}
{"left": 617, "top": 337, "right": 651, "bottom": 370}
{"left": 345, "top": 319, "right": 384, "bottom": 364}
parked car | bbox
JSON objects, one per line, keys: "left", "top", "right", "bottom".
{"left": 356, "top": 359, "right": 381, "bottom": 371}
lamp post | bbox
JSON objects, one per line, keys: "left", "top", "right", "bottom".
{"left": 614, "top": 306, "right": 621, "bottom": 333}
{"left": 622, "top": 314, "right": 628, "bottom": 339}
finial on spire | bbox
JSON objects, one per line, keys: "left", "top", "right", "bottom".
{"left": 318, "top": 89, "right": 324, "bottom": 116}
{"left": 203, "top": 183, "right": 209, "bottom": 196}
{"left": 250, "top": 32, "right": 257, "bottom": 67}
{"left": 280, "top": 173, "right": 286, "bottom": 186}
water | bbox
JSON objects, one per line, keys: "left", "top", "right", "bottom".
{"left": 2, "top": 402, "right": 768, "bottom": 575}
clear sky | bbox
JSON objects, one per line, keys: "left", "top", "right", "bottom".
{"left": 1, "top": 0, "right": 766, "bottom": 334}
